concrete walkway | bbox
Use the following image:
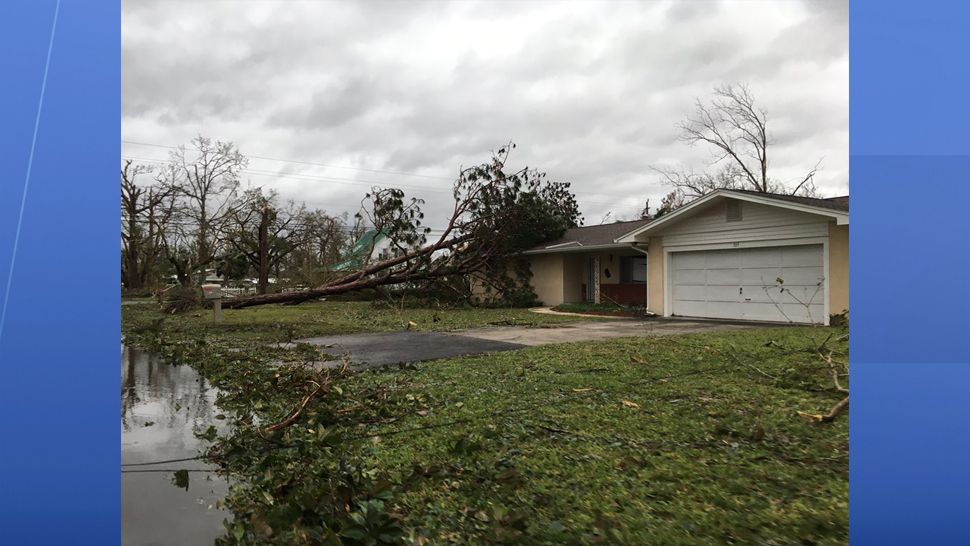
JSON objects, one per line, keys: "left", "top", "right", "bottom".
{"left": 527, "top": 306, "right": 640, "bottom": 319}
{"left": 455, "top": 319, "right": 753, "bottom": 346}
{"left": 287, "top": 318, "right": 755, "bottom": 370}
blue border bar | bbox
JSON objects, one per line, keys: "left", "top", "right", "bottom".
{"left": 0, "top": 2, "right": 120, "bottom": 543}
{"left": 852, "top": 1, "right": 970, "bottom": 544}
{"left": 2, "top": 1, "right": 970, "bottom": 543}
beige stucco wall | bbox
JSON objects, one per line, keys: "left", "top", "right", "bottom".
{"left": 598, "top": 252, "right": 619, "bottom": 285}
{"left": 828, "top": 223, "right": 849, "bottom": 315}
{"left": 562, "top": 254, "right": 586, "bottom": 303}
{"left": 528, "top": 253, "right": 565, "bottom": 306}
{"left": 528, "top": 250, "right": 649, "bottom": 306}
{"left": 597, "top": 251, "right": 649, "bottom": 285}
{"left": 647, "top": 237, "right": 665, "bottom": 314}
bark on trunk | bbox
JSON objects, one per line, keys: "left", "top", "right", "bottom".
{"left": 257, "top": 204, "right": 270, "bottom": 295}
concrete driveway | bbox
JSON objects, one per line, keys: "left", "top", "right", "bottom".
{"left": 455, "top": 319, "right": 754, "bottom": 346}
{"left": 290, "top": 319, "right": 757, "bottom": 370}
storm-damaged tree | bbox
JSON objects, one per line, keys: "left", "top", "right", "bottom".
{"left": 225, "top": 188, "right": 317, "bottom": 295}
{"left": 223, "top": 143, "right": 581, "bottom": 309}
{"left": 286, "top": 210, "right": 356, "bottom": 284}
{"left": 121, "top": 160, "right": 175, "bottom": 290}
{"left": 158, "top": 136, "right": 249, "bottom": 286}
{"left": 653, "top": 83, "right": 824, "bottom": 207}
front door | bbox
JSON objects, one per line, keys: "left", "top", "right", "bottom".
{"left": 586, "top": 257, "right": 597, "bottom": 302}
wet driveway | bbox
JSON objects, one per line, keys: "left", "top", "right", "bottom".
{"left": 289, "top": 331, "right": 525, "bottom": 369}
{"left": 122, "top": 345, "right": 230, "bottom": 546}
{"left": 290, "top": 319, "right": 755, "bottom": 369}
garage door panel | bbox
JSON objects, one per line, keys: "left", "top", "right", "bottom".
{"left": 673, "top": 269, "right": 706, "bottom": 284}
{"left": 673, "top": 300, "right": 708, "bottom": 318}
{"left": 775, "top": 267, "right": 824, "bottom": 286}
{"left": 742, "top": 302, "right": 824, "bottom": 323}
{"left": 777, "top": 285, "right": 825, "bottom": 305}
{"left": 706, "top": 268, "right": 742, "bottom": 285}
{"left": 672, "top": 284, "right": 708, "bottom": 301}
{"left": 706, "top": 285, "right": 741, "bottom": 302}
{"left": 741, "top": 267, "right": 783, "bottom": 285}
{"left": 704, "top": 251, "right": 742, "bottom": 268}
{"left": 671, "top": 245, "right": 825, "bottom": 324}
{"left": 674, "top": 253, "right": 707, "bottom": 269}
{"left": 781, "top": 246, "right": 823, "bottom": 267}
{"left": 740, "top": 285, "right": 781, "bottom": 304}
{"left": 739, "top": 247, "right": 783, "bottom": 267}
{"left": 706, "top": 302, "right": 746, "bottom": 320}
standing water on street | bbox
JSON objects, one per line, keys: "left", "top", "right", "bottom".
{"left": 122, "top": 345, "right": 231, "bottom": 546}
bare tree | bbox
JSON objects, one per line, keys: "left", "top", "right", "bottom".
{"left": 159, "top": 136, "right": 249, "bottom": 286}
{"left": 121, "top": 160, "right": 174, "bottom": 290}
{"left": 226, "top": 188, "right": 315, "bottom": 295}
{"left": 283, "top": 211, "right": 354, "bottom": 286}
{"left": 224, "top": 143, "right": 580, "bottom": 309}
{"left": 655, "top": 83, "right": 824, "bottom": 204}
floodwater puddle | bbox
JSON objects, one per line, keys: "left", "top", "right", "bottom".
{"left": 122, "top": 345, "right": 231, "bottom": 546}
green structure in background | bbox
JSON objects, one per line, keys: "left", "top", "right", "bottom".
{"left": 330, "top": 229, "right": 388, "bottom": 272}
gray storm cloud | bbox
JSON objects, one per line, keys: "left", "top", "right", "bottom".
{"left": 123, "top": 0, "right": 847, "bottom": 227}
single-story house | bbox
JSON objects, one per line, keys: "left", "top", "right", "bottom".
{"left": 522, "top": 189, "right": 848, "bottom": 325}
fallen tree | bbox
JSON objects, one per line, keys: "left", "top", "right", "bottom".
{"left": 224, "top": 144, "right": 581, "bottom": 309}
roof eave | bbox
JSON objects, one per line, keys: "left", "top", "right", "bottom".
{"left": 521, "top": 242, "right": 635, "bottom": 255}
{"left": 614, "top": 189, "right": 849, "bottom": 243}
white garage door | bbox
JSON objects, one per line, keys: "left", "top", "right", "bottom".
{"left": 670, "top": 245, "right": 825, "bottom": 323}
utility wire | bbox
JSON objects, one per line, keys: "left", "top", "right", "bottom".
{"left": 120, "top": 142, "right": 648, "bottom": 202}
{"left": 123, "top": 139, "right": 455, "bottom": 181}
{"left": 122, "top": 154, "right": 637, "bottom": 209}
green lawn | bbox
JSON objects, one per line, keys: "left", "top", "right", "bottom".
{"left": 342, "top": 328, "right": 848, "bottom": 545}
{"left": 122, "top": 300, "right": 592, "bottom": 347}
{"left": 121, "top": 302, "right": 847, "bottom": 545}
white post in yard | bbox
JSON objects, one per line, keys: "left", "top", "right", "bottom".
{"left": 202, "top": 284, "right": 223, "bottom": 323}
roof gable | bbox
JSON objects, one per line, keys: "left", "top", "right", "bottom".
{"left": 615, "top": 189, "right": 848, "bottom": 243}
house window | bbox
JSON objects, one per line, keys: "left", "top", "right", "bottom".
{"left": 726, "top": 200, "right": 743, "bottom": 222}
{"left": 619, "top": 256, "right": 647, "bottom": 283}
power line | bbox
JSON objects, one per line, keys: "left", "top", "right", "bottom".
{"left": 123, "top": 155, "right": 455, "bottom": 194}
{"left": 121, "top": 140, "right": 650, "bottom": 203}
{"left": 125, "top": 217, "right": 451, "bottom": 235}
{"left": 123, "top": 155, "right": 637, "bottom": 209}
{"left": 123, "top": 140, "right": 455, "bottom": 181}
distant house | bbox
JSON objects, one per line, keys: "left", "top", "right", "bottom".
{"left": 519, "top": 189, "right": 849, "bottom": 325}
{"left": 203, "top": 269, "right": 224, "bottom": 283}
{"left": 165, "top": 268, "right": 224, "bottom": 285}
{"left": 330, "top": 229, "right": 394, "bottom": 272}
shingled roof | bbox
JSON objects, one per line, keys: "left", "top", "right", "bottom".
{"left": 525, "top": 218, "right": 653, "bottom": 252}
{"left": 729, "top": 189, "right": 849, "bottom": 212}
{"left": 525, "top": 190, "right": 848, "bottom": 253}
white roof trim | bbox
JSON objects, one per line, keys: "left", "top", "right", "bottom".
{"left": 543, "top": 241, "right": 583, "bottom": 249}
{"left": 521, "top": 242, "right": 631, "bottom": 255}
{"left": 614, "top": 189, "right": 849, "bottom": 243}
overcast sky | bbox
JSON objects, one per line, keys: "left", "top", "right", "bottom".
{"left": 122, "top": 0, "right": 847, "bottom": 230}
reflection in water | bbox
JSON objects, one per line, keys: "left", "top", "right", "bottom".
{"left": 122, "top": 345, "right": 231, "bottom": 546}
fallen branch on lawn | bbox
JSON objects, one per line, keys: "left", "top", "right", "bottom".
{"left": 799, "top": 333, "right": 849, "bottom": 423}
{"left": 265, "top": 380, "right": 327, "bottom": 433}
{"left": 798, "top": 396, "right": 849, "bottom": 423}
